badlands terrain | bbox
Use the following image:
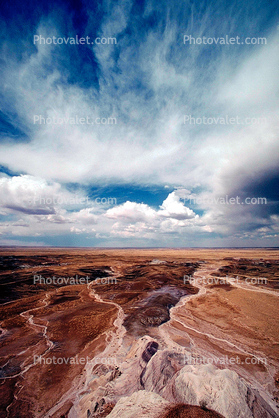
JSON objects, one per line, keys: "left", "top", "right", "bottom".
{"left": 0, "top": 248, "right": 278, "bottom": 417}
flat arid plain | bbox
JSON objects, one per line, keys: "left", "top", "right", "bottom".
{"left": 0, "top": 248, "right": 278, "bottom": 418}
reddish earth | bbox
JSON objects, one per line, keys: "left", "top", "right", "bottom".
{"left": 0, "top": 248, "right": 278, "bottom": 417}
{"left": 162, "top": 404, "right": 225, "bottom": 417}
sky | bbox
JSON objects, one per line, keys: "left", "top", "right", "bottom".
{"left": 0, "top": 0, "right": 278, "bottom": 247}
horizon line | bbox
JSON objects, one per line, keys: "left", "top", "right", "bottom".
{"left": 0, "top": 246, "right": 278, "bottom": 250}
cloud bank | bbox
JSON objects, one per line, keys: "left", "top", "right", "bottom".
{"left": 0, "top": 0, "right": 278, "bottom": 246}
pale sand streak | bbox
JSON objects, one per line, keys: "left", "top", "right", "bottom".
{"left": 45, "top": 273, "right": 127, "bottom": 418}
{"left": 159, "top": 263, "right": 278, "bottom": 411}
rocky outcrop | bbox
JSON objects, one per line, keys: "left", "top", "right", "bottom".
{"left": 170, "top": 363, "right": 257, "bottom": 417}
{"left": 87, "top": 339, "right": 279, "bottom": 418}
{"left": 106, "top": 391, "right": 226, "bottom": 418}
{"left": 142, "top": 349, "right": 278, "bottom": 418}
{"left": 141, "top": 349, "right": 186, "bottom": 393}
{"left": 106, "top": 390, "right": 169, "bottom": 418}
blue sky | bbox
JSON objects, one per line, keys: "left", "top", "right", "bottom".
{"left": 0, "top": 0, "right": 278, "bottom": 247}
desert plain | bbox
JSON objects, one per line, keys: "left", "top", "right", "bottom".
{"left": 0, "top": 248, "right": 278, "bottom": 418}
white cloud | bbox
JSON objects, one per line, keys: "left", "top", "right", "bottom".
{"left": 0, "top": 175, "right": 85, "bottom": 215}
{"left": 0, "top": 20, "right": 277, "bottom": 192}
{"left": 0, "top": 5, "right": 278, "bottom": 245}
{"left": 106, "top": 201, "right": 157, "bottom": 222}
{"left": 158, "top": 191, "right": 197, "bottom": 220}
